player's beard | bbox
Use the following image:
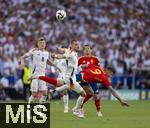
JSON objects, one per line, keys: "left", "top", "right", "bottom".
{"left": 75, "top": 47, "right": 81, "bottom": 52}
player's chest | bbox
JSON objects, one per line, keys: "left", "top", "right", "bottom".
{"left": 70, "top": 53, "right": 78, "bottom": 63}
{"left": 33, "top": 51, "right": 48, "bottom": 62}
{"left": 82, "top": 58, "right": 95, "bottom": 64}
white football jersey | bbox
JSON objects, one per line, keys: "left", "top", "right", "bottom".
{"left": 26, "top": 48, "right": 49, "bottom": 76}
{"left": 63, "top": 48, "right": 78, "bottom": 78}
{"left": 54, "top": 59, "right": 67, "bottom": 78}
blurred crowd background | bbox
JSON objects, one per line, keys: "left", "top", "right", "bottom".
{"left": 0, "top": 0, "right": 150, "bottom": 100}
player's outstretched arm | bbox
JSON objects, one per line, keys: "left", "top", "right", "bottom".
{"left": 20, "top": 49, "right": 36, "bottom": 68}
{"left": 20, "top": 53, "right": 30, "bottom": 68}
{"left": 51, "top": 49, "right": 73, "bottom": 60}
{"left": 51, "top": 53, "right": 66, "bottom": 59}
{"left": 47, "top": 60, "right": 61, "bottom": 72}
{"left": 108, "top": 86, "right": 129, "bottom": 107}
{"left": 57, "top": 47, "right": 66, "bottom": 54}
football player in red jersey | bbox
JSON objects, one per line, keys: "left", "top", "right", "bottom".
{"left": 73, "top": 45, "right": 129, "bottom": 118}
{"left": 73, "top": 45, "right": 103, "bottom": 117}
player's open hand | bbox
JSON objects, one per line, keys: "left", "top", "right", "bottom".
{"left": 121, "top": 100, "right": 129, "bottom": 107}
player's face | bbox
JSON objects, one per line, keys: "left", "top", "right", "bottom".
{"left": 84, "top": 46, "right": 91, "bottom": 55}
{"left": 72, "top": 41, "right": 80, "bottom": 52}
{"left": 37, "top": 39, "right": 46, "bottom": 49}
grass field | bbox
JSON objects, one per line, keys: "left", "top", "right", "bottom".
{"left": 51, "top": 100, "right": 150, "bottom": 128}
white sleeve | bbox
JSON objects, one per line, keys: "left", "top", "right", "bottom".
{"left": 64, "top": 49, "right": 73, "bottom": 59}
{"left": 25, "top": 48, "right": 36, "bottom": 57}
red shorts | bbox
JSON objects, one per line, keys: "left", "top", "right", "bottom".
{"left": 82, "top": 65, "right": 111, "bottom": 88}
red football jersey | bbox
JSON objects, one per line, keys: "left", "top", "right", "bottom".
{"left": 78, "top": 56, "right": 100, "bottom": 66}
{"left": 82, "top": 65, "right": 111, "bottom": 87}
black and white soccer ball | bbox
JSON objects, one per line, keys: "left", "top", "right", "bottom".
{"left": 56, "top": 10, "right": 66, "bottom": 21}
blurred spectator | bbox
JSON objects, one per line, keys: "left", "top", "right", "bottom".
{"left": 20, "top": 61, "right": 32, "bottom": 100}
{"left": 0, "top": 0, "right": 149, "bottom": 91}
{"left": 0, "top": 83, "right": 7, "bottom": 100}
{"left": 14, "top": 78, "right": 24, "bottom": 97}
{"left": 0, "top": 72, "right": 9, "bottom": 88}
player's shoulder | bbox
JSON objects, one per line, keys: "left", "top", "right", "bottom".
{"left": 30, "top": 48, "right": 38, "bottom": 51}
{"left": 79, "top": 56, "right": 86, "bottom": 60}
{"left": 91, "top": 55, "right": 99, "bottom": 60}
{"left": 29, "top": 48, "right": 38, "bottom": 53}
{"left": 65, "top": 48, "right": 74, "bottom": 55}
{"left": 44, "top": 50, "right": 49, "bottom": 54}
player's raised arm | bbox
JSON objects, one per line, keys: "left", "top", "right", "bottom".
{"left": 52, "top": 49, "right": 73, "bottom": 59}
{"left": 47, "top": 59, "right": 61, "bottom": 72}
{"left": 57, "top": 47, "right": 66, "bottom": 54}
{"left": 20, "top": 48, "right": 35, "bottom": 68}
{"left": 108, "top": 86, "right": 129, "bottom": 107}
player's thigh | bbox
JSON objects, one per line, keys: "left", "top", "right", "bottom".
{"left": 30, "top": 79, "right": 39, "bottom": 93}
{"left": 60, "top": 89, "right": 68, "bottom": 96}
{"left": 73, "top": 81, "right": 85, "bottom": 94}
{"left": 57, "top": 78, "right": 65, "bottom": 86}
{"left": 38, "top": 79, "right": 48, "bottom": 93}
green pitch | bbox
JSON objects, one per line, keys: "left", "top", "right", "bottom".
{"left": 50, "top": 100, "right": 150, "bottom": 128}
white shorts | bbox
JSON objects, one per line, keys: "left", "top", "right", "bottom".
{"left": 64, "top": 77, "right": 84, "bottom": 93}
{"left": 30, "top": 79, "right": 47, "bottom": 92}
{"left": 72, "top": 81, "right": 84, "bottom": 93}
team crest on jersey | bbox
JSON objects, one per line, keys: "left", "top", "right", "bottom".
{"left": 91, "top": 59, "right": 94, "bottom": 64}
{"left": 83, "top": 60, "right": 86, "bottom": 63}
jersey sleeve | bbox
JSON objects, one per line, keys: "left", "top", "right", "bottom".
{"left": 25, "top": 48, "right": 36, "bottom": 57}
{"left": 94, "top": 57, "right": 100, "bottom": 66}
{"left": 64, "top": 49, "right": 73, "bottom": 59}
{"left": 78, "top": 57, "right": 82, "bottom": 66}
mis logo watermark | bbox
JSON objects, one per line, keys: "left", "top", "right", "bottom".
{"left": 0, "top": 103, "right": 50, "bottom": 128}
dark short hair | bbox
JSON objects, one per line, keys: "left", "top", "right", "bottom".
{"left": 84, "top": 44, "right": 91, "bottom": 49}
{"left": 38, "top": 37, "right": 46, "bottom": 42}
{"left": 70, "top": 39, "right": 78, "bottom": 45}
{"left": 36, "top": 36, "right": 46, "bottom": 47}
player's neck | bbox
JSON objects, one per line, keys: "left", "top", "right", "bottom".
{"left": 69, "top": 47, "right": 75, "bottom": 52}
{"left": 85, "top": 54, "right": 92, "bottom": 57}
{"left": 39, "top": 48, "right": 45, "bottom": 51}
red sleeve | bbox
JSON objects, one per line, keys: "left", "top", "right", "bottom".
{"left": 93, "top": 57, "right": 100, "bottom": 66}
{"left": 78, "top": 57, "right": 84, "bottom": 66}
{"left": 78, "top": 57, "right": 82, "bottom": 66}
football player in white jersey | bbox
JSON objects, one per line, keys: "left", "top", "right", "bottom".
{"left": 32, "top": 40, "right": 86, "bottom": 117}
{"left": 20, "top": 37, "right": 59, "bottom": 105}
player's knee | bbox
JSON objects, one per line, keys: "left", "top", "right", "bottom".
{"left": 41, "top": 91, "right": 48, "bottom": 96}
{"left": 57, "top": 79, "right": 64, "bottom": 86}
{"left": 80, "top": 91, "right": 86, "bottom": 97}
{"left": 60, "top": 91, "right": 66, "bottom": 97}
{"left": 32, "top": 92, "right": 38, "bottom": 98}
{"left": 63, "top": 90, "right": 67, "bottom": 95}
{"left": 93, "top": 94, "right": 100, "bottom": 100}
{"left": 93, "top": 94, "right": 97, "bottom": 99}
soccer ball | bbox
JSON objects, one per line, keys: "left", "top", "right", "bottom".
{"left": 56, "top": 10, "right": 66, "bottom": 21}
